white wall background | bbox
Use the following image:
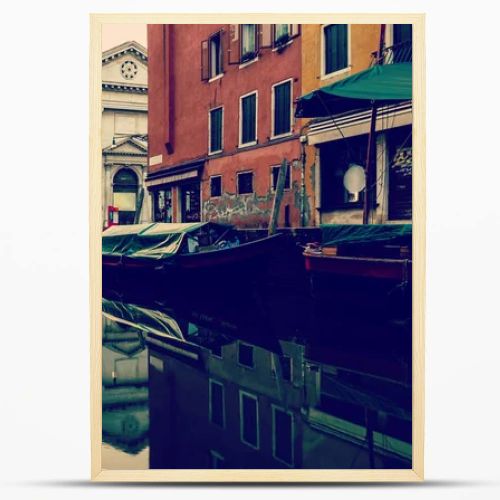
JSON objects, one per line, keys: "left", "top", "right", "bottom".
{"left": 0, "top": 1, "right": 499, "bottom": 499}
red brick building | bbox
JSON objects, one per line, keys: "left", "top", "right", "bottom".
{"left": 146, "top": 24, "right": 310, "bottom": 228}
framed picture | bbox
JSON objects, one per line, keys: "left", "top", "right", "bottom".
{"left": 90, "top": 13, "right": 425, "bottom": 482}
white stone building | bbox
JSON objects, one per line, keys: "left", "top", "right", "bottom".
{"left": 102, "top": 41, "right": 150, "bottom": 227}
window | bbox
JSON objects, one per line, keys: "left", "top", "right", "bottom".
{"left": 112, "top": 168, "right": 138, "bottom": 225}
{"left": 241, "top": 24, "right": 257, "bottom": 62}
{"left": 209, "top": 450, "right": 224, "bottom": 468}
{"left": 323, "top": 24, "right": 349, "bottom": 76}
{"left": 240, "top": 92, "right": 257, "bottom": 146}
{"left": 201, "top": 30, "right": 223, "bottom": 81}
{"left": 211, "top": 343, "right": 223, "bottom": 358}
{"left": 393, "top": 24, "right": 412, "bottom": 45}
{"left": 272, "top": 407, "right": 294, "bottom": 465}
{"left": 274, "top": 24, "right": 290, "bottom": 45}
{"left": 272, "top": 80, "right": 292, "bottom": 137}
{"left": 153, "top": 187, "right": 173, "bottom": 222}
{"left": 388, "top": 126, "right": 412, "bottom": 220}
{"left": 209, "top": 107, "right": 223, "bottom": 154}
{"left": 210, "top": 176, "right": 222, "bottom": 198}
{"left": 209, "top": 379, "right": 225, "bottom": 428}
{"left": 238, "top": 342, "right": 254, "bottom": 367}
{"left": 271, "top": 164, "right": 291, "bottom": 191}
{"left": 319, "top": 135, "right": 367, "bottom": 209}
{"left": 240, "top": 392, "right": 259, "bottom": 448}
{"left": 271, "top": 355, "right": 292, "bottom": 381}
{"left": 237, "top": 172, "right": 254, "bottom": 195}
{"left": 209, "top": 31, "right": 223, "bottom": 78}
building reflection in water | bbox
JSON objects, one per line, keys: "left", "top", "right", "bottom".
{"left": 102, "top": 303, "right": 149, "bottom": 468}
{"left": 102, "top": 294, "right": 411, "bottom": 469}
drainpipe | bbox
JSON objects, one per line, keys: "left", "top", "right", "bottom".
{"left": 299, "top": 122, "right": 311, "bottom": 227}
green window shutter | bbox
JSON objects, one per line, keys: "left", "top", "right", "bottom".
{"left": 325, "top": 24, "right": 348, "bottom": 74}
{"left": 274, "top": 81, "right": 291, "bottom": 136}
{"left": 210, "top": 108, "right": 222, "bottom": 152}
{"left": 242, "top": 94, "right": 256, "bottom": 144}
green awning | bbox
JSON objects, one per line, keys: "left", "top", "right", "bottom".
{"left": 296, "top": 63, "right": 412, "bottom": 118}
{"left": 321, "top": 224, "right": 412, "bottom": 247}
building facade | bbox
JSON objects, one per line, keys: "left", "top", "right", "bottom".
{"left": 300, "top": 23, "right": 413, "bottom": 225}
{"left": 147, "top": 24, "right": 310, "bottom": 228}
{"left": 146, "top": 24, "right": 412, "bottom": 229}
{"left": 102, "top": 41, "right": 151, "bottom": 227}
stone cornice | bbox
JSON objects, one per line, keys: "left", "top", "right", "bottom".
{"left": 103, "top": 151, "right": 147, "bottom": 158}
{"left": 102, "top": 82, "right": 147, "bottom": 94}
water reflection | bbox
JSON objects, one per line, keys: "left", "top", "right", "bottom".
{"left": 102, "top": 307, "right": 149, "bottom": 469}
{"left": 102, "top": 290, "right": 411, "bottom": 470}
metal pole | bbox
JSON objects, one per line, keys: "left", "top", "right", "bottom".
{"left": 362, "top": 24, "right": 386, "bottom": 225}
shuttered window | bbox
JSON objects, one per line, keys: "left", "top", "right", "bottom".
{"left": 209, "top": 107, "right": 223, "bottom": 153}
{"left": 240, "top": 92, "right": 257, "bottom": 145}
{"left": 324, "top": 24, "right": 348, "bottom": 75}
{"left": 209, "top": 31, "right": 222, "bottom": 78}
{"left": 273, "top": 80, "right": 292, "bottom": 137}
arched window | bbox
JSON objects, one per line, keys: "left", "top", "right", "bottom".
{"left": 113, "top": 168, "right": 138, "bottom": 224}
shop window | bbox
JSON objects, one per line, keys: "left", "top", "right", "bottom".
{"left": 239, "top": 391, "right": 259, "bottom": 449}
{"left": 272, "top": 80, "right": 292, "bottom": 137}
{"left": 209, "top": 107, "right": 223, "bottom": 154}
{"left": 272, "top": 407, "right": 294, "bottom": 466}
{"left": 388, "top": 126, "right": 412, "bottom": 220}
{"left": 153, "top": 188, "right": 173, "bottom": 222}
{"left": 271, "top": 164, "right": 291, "bottom": 191}
{"left": 237, "top": 172, "right": 254, "bottom": 195}
{"left": 323, "top": 24, "right": 349, "bottom": 76}
{"left": 210, "top": 176, "right": 222, "bottom": 198}
{"left": 319, "top": 135, "right": 368, "bottom": 210}
{"left": 238, "top": 342, "right": 254, "bottom": 368}
{"left": 240, "top": 92, "right": 257, "bottom": 146}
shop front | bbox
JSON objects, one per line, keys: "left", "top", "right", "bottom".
{"left": 146, "top": 161, "right": 203, "bottom": 223}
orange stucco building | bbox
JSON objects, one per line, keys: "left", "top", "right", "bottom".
{"left": 145, "top": 23, "right": 412, "bottom": 228}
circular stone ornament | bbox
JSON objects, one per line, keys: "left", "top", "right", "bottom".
{"left": 121, "top": 60, "right": 138, "bottom": 80}
{"left": 343, "top": 164, "right": 366, "bottom": 193}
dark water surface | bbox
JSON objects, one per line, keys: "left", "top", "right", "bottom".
{"left": 102, "top": 271, "right": 412, "bottom": 470}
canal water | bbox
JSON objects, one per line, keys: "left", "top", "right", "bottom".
{"left": 102, "top": 276, "right": 412, "bottom": 470}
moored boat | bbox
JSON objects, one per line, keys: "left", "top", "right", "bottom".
{"left": 102, "top": 222, "right": 283, "bottom": 293}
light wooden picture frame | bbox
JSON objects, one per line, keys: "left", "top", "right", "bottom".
{"left": 90, "top": 13, "right": 425, "bottom": 482}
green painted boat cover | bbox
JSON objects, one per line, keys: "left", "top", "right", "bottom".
{"left": 321, "top": 224, "right": 412, "bottom": 247}
{"left": 102, "top": 222, "right": 229, "bottom": 261}
{"left": 296, "top": 63, "right": 412, "bottom": 117}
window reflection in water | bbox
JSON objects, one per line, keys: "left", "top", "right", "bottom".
{"left": 102, "top": 292, "right": 412, "bottom": 470}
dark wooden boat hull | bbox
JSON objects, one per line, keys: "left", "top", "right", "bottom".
{"left": 103, "top": 233, "right": 284, "bottom": 297}
{"left": 304, "top": 253, "right": 412, "bottom": 282}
